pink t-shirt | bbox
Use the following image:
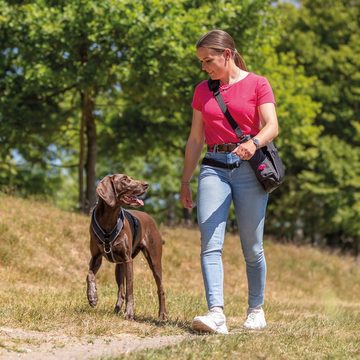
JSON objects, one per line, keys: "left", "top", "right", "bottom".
{"left": 191, "top": 72, "right": 275, "bottom": 146}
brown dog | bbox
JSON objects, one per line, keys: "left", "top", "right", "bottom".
{"left": 86, "top": 174, "right": 167, "bottom": 320}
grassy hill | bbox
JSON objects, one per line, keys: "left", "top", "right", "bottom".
{"left": 0, "top": 193, "right": 359, "bottom": 359}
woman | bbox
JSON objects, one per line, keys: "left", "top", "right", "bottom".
{"left": 180, "top": 29, "right": 279, "bottom": 334}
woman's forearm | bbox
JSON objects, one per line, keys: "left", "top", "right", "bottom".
{"left": 181, "top": 139, "right": 204, "bottom": 183}
{"left": 254, "top": 121, "right": 279, "bottom": 147}
{"left": 255, "top": 103, "right": 279, "bottom": 147}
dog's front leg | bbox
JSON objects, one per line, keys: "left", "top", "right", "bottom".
{"left": 114, "top": 263, "right": 125, "bottom": 314}
{"left": 87, "top": 252, "right": 102, "bottom": 307}
{"left": 124, "top": 260, "right": 134, "bottom": 320}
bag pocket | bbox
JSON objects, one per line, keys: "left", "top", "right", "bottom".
{"left": 248, "top": 142, "right": 285, "bottom": 193}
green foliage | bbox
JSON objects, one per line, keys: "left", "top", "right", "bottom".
{"left": 278, "top": 0, "right": 360, "bottom": 140}
{"left": 275, "top": 0, "right": 360, "bottom": 252}
{"left": 298, "top": 136, "right": 360, "bottom": 248}
{"left": 0, "top": 0, "right": 359, "bottom": 253}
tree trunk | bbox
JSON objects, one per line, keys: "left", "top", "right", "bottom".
{"left": 83, "top": 90, "right": 97, "bottom": 214}
{"left": 79, "top": 40, "right": 97, "bottom": 214}
{"left": 79, "top": 92, "right": 86, "bottom": 212}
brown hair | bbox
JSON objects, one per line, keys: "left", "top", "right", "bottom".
{"left": 196, "top": 29, "right": 247, "bottom": 71}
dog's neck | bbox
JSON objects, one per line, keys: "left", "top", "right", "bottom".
{"left": 95, "top": 199, "right": 122, "bottom": 233}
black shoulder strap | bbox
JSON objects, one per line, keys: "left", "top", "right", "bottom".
{"left": 124, "top": 209, "right": 140, "bottom": 245}
{"left": 207, "top": 79, "right": 248, "bottom": 141}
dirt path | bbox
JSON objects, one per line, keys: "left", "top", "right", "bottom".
{"left": 0, "top": 327, "right": 189, "bottom": 359}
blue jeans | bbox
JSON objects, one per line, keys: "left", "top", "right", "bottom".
{"left": 197, "top": 151, "right": 268, "bottom": 310}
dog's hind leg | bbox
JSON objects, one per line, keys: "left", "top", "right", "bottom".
{"left": 114, "top": 263, "right": 125, "bottom": 314}
{"left": 87, "top": 252, "right": 103, "bottom": 308}
{"left": 142, "top": 245, "right": 167, "bottom": 320}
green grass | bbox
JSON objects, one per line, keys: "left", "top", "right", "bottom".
{"left": 0, "top": 193, "right": 359, "bottom": 359}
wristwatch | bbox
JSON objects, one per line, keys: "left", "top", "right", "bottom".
{"left": 251, "top": 137, "right": 261, "bottom": 150}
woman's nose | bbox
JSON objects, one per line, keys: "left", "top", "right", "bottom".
{"left": 201, "top": 62, "right": 207, "bottom": 71}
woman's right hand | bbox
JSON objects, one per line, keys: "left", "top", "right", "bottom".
{"left": 180, "top": 183, "right": 194, "bottom": 209}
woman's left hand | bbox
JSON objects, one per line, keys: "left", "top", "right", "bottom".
{"left": 232, "top": 140, "right": 256, "bottom": 160}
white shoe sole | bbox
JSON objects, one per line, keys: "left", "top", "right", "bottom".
{"left": 243, "top": 322, "right": 267, "bottom": 330}
{"left": 192, "top": 319, "right": 229, "bottom": 334}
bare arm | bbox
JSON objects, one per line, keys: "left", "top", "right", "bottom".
{"left": 255, "top": 103, "right": 279, "bottom": 146}
{"left": 180, "top": 109, "right": 205, "bottom": 208}
{"left": 233, "top": 103, "right": 279, "bottom": 160}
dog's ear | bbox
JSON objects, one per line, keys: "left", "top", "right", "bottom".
{"left": 96, "top": 176, "right": 116, "bottom": 207}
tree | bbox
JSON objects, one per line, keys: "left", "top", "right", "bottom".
{"left": 276, "top": 0, "right": 360, "bottom": 254}
{"left": 279, "top": 0, "right": 360, "bottom": 140}
{"left": 1, "top": 0, "right": 156, "bottom": 211}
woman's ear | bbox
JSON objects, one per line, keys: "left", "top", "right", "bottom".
{"left": 223, "top": 48, "right": 232, "bottom": 61}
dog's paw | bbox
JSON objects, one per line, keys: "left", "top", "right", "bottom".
{"left": 159, "top": 313, "right": 168, "bottom": 321}
{"left": 87, "top": 289, "right": 98, "bottom": 307}
{"left": 88, "top": 295, "right": 98, "bottom": 308}
{"left": 124, "top": 311, "right": 134, "bottom": 320}
{"left": 87, "top": 279, "right": 98, "bottom": 307}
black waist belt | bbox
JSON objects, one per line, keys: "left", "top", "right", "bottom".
{"left": 202, "top": 157, "right": 241, "bottom": 170}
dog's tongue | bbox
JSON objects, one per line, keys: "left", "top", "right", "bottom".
{"left": 135, "top": 198, "right": 144, "bottom": 206}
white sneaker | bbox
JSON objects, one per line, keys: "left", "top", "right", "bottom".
{"left": 243, "top": 307, "right": 267, "bottom": 330}
{"left": 192, "top": 310, "right": 229, "bottom": 334}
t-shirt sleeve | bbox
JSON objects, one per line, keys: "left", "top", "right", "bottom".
{"left": 257, "top": 76, "right": 275, "bottom": 106}
{"left": 191, "top": 83, "right": 203, "bottom": 111}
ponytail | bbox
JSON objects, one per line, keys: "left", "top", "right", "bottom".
{"left": 234, "top": 50, "right": 247, "bottom": 71}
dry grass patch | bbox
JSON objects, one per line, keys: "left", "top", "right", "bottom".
{"left": 0, "top": 194, "right": 359, "bottom": 359}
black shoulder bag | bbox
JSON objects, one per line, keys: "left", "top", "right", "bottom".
{"left": 207, "top": 79, "right": 285, "bottom": 193}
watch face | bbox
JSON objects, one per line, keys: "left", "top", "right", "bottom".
{"left": 253, "top": 138, "right": 260, "bottom": 148}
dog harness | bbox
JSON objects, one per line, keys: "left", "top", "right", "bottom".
{"left": 91, "top": 207, "right": 140, "bottom": 263}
